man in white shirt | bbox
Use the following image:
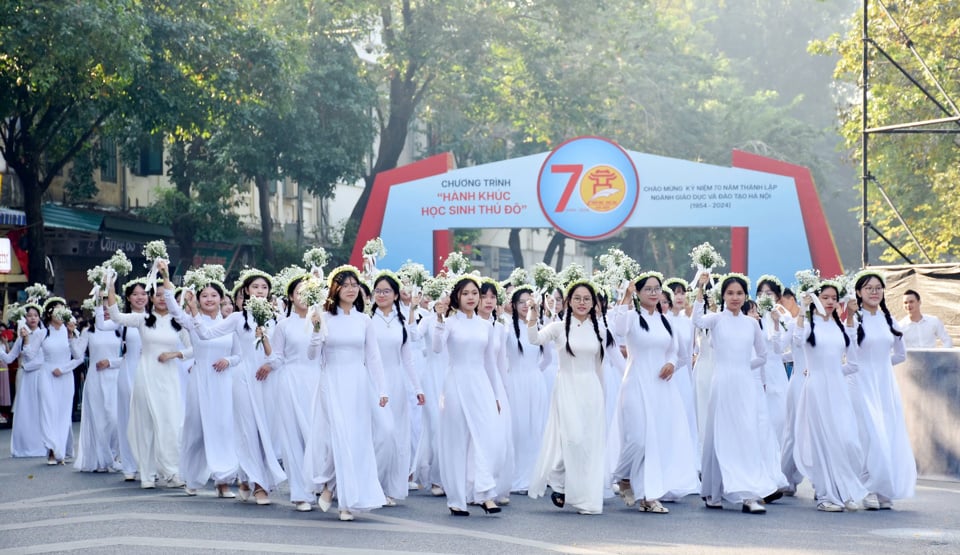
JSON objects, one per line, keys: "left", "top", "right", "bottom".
{"left": 899, "top": 289, "right": 953, "bottom": 348}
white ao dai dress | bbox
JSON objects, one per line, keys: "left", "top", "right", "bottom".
{"left": 109, "top": 304, "right": 192, "bottom": 484}
{"left": 503, "top": 317, "right": 549, "bottom": 493}
{"left": 611, "top": 306, "right": 700, "bottom": 501}
{"left": 370, "top": 307, "right": 423, "bottom": 501}
{"left": 9, "top": 331, "right": 45, "bottom": 457}
{"left": 22, "top": 325, "right": 81, "bottom": 461}
{"left": 793, "top": 315, "right": 868, "bottom": 506}
{"left": 71, "top": 313, "right": 123, "bottom": 472}
{"left": 848, "top": 311, "right": 916, "bottom": 501}
{"left": 164, "top": 290, "right": 240, "bottom": 490}
{"left": 99, "top": 309, "right": 142, "bottom": 477}
{"left": 412, "top": 311, "right": 447, "bottom": 489}
{"left": 693, "top": 302, "right": 783, "bottom": 505}
{"left": 191, "top": 309, "right": 285, "bottom": 492}
{"left": 434, "top": 311, "right": 506, "bottom": 511}
{"left": 528, "top": 318, "right": 608, "bottom": 514}
{"left": 304, "top": 309, "right": 388, "bottom": 512}
{"left": 268, "top": 312, "right": 321, "bottom": 503}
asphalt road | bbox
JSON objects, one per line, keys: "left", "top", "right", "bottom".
{"left": 1, "top": 425, "right": 958, "bottom": 554}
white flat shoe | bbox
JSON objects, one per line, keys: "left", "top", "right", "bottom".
{"left": 862, "top": 493, "right": 880, "bottom": 510}
{"left": 383, "top": 497, "right": 397, "bottom": 507}
{"left": 237, "top": 486, "right": 251, "bottom": 502}
{"left": 817, "top": 501, "right": 843, "bottom": 512}
{"left": 844, "top": 500, "right": 861, "bottom": 512}
{"left": 742, "top": 499, "right": 766, "bottom": 514}
{"left": 339, "top": 511, "right": 355, "bottom": 521}
{"left": 317, "top": 489, "right": 333, "bottom": 513}
{"left": 295, "top": 501, "right": 312, "bottom": 512}
{"left": 184, "top": 488, "right": 198, "bottom": 496}
{"left": 140, "top": 481, "right": 156, "bottom": 489}
{"left": 430, "top": 485, "right": 445, "bottom": 497}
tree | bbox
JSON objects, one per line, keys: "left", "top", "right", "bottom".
{"left": 0, "top": 1, "right": 148, "bottom": 282}
{"left": 816, "top": 2, "right": 960, "bottom": 263}
{"left": 217, "top": 1, "right": 375, "bottom": 263}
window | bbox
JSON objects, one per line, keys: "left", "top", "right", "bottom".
{"left": 99, "top": 138, "right": 118, "bottom": 183}
{"left": 497, "top": 247, "right": 514, "bottom": 280}
{"left": 134, "top": 136, "right": 164, "bottom": 176}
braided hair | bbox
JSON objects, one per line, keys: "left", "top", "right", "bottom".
{"left": 372, "top": 275, "right": 408, "bottom": 345}
{"left": 806, "top": 285, "right": 849, "bottom": 348}
{"left": 240, "top": 276, "right": 272, "bottom": 330}
{"left": 478, "top": 280, "right": 499, "bottom": 324}
{"left": 718, "top": 275, "right": 749, "bottom": 314}
{"left": 143, "top": 286, "right": 182, "bottom": 331}
{"left": 853, "top": 275, "right": 903, "bottom": 346}
{"left": 562, "top": 284, "right": 610, "bottom": 361}
{"left": 635, "top": 276, "right": 673, "bottom": 337}
{"left": 510, "top": 288, "right": 541, "bottom": 355}
{"left": 595, "top": 290, "right": 617, "bottom": 348}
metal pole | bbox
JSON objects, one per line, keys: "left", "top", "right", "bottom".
{"left": 861, "top": 0, "right": 870, "bottom": 268}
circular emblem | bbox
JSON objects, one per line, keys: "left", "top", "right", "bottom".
{"left": 536, "top": 137, "right": 639, "bottom": 240}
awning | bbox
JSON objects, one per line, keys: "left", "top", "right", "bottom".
{"left": 0, "top": 207, "right": 27, "bottom": 226}
{"left": 103, "top": 215, "right": 174, "bottom": 238}
{"left": 41, "top": 204, "right": 103, "bottom": 232}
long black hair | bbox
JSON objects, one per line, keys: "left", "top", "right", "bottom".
{"left": 853, "top": 274, "right": 902, "bottom": 346}
{"left": 42, "top": 301, "right": 64, "bottom": 337}
{"left": 635, "top": 276, "right": 672, "bottom": 337}
{"left": 447, "top": 276, "right": 480, "bottom": 318}
{"left": 325, "top": 270, "right": 364, "bottom": 315}
{"left": 478, "top": 280, "right": 500, "bottom": 324}
{"left": 120, "top": 281, "right": 147, "bottom": 356}
{"left": 510, "top": 287, "right": 542, "bottom": 355}
{"left": 240, "top": 276, "right": 272, "bottom": 330}
{"left": 718, "top": 275, "right": 749, "bottom": 313}
{"left": 562, "top": 283, "right": 614, "bottom": 361}
{"left": 372, "top": 274, "right": 408, "bottom": 345}
{"left": 143, "top": 285, "right": 182, "bottom": 331}
{"left": 286, "top": 275, "right": 309, "bottom": 318}
{"left": 806, "top": 285, "right": 849, "bottom": 348}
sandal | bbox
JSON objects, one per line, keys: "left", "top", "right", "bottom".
{"left": 640, "top": 499, "right": 668, "bottom": 514}
{"left": 253, "top": 485, "right": 271, "bottom": 505}
{"left": 550, "top": 491, "right": 565, "bottom": 508}
{"left": 618, "top": 480, "right": 636, "bottom": 507}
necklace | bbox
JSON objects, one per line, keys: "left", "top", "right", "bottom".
{"left": 377, "top": 311, "right": 395, "bottom": 328}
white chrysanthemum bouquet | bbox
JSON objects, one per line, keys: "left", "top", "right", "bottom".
{"left": 104, "top": 249, "right": 133, "bottom": 278}
{"left": 398, "top": 261, "right": 430, "bottom": 297}
{"left": 689, "top": 241, "right": 726, "bottom": 289}
{"left": 25, "top": 283, "right": 49, "bottom": 303}
{"left": 53, "top": 306, "right": 74, "bottom": 324}
{"left": 598, "top": 247, "right": 641, "bottom": 301}
{"left": 245, "top": 296, "right": 275, "bottom": 349}
{"left": 423, "top": 275, "right": 451, "bottom": 301}
{"left": 443, "top": 252, "right": 471, "bottom": 276}
{"left": 794, "top": 269, "right": 824, "bottom": 315}
{"left": 302, "top": 247, "right": 330, "bottom": 278}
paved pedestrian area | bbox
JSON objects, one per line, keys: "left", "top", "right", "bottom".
{"left": 1, "top": 427, "right": 958, "bottom": 554}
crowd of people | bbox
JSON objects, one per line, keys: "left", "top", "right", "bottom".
{"left": 0, "top": 241, "right": 941, "bottom": 520}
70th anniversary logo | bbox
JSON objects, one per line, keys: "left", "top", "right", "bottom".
{"left": 536, "top": 136, "right": 639, "bottom": 240}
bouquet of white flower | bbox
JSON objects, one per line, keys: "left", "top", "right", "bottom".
{"left": 757, "top": 294, "right": 775, "bottom": 316}
{"left": 362, "top": 237, "right": 386, "bottom": 260}
{"left": 532, "top": 263, "right": 559, "bottom": 293}
{"left": 24, "top": 283, "right": 49, "bottom": 303}
{"left": 398, "top": 261, "right": 429, "bottom": 288}
{"left": 245, "top": 296, "right": 275, "bottom": 349}
{"left": 794, "top": 269, "right": 820, "bottom": 294}
{"left": 302, "top": 247, "right": 330, "bottom": 273}
{"left": 87, "top": 266, "right": 106, "bottom": 286}
{"left": 598, "top": 247, "right": 641, "bottom": 300}
{"left": 506, "top": 267, "right": 530, "bottom": 288}
{"left": 81, "top": 298, "right": 98, "bottom": 312}
{"left": 558, "top": 263, "right": 587, "bottom": 290}
{"left": 143, "top": 240, "right": 169, "bottom": 263}
{"left": 443, "top": 252, "right": 471, "bottom": 276}
{"left": 182, "top": 269, "right": 210, "bottom": 292}
{"left": 199, "top": 264, "right": 226, "bottom": 284}
{"left": 4, "top": 302, "right": 26, "bottom": 326}
{"left": 689, "top": 242, "right": 726, "bottom": 271}
{"left": 104, "top": 249, "right": 133, "bottom": 277}
{"left": 53, "top": 306, "right": 74, "bottom": 324}
{"left": 423, "top": 276, "right": 451, "bottom": 301}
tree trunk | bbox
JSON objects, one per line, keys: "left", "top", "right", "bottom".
{"left": 21, "top": 172, "right": 48, "bottom": 284}
{"left": 543, "top": 231, "right": 566, "bottom": 267}
{"left": 346, "top": 73, "right": 419, "bottom": 232}
{"left": 508, "top": 228, "right": 524, "bottom": 269}
{"left": 255, "top": 175, "right": 274, "bottom": 263}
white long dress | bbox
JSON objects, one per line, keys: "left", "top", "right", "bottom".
{"left": 848, "top": 311, "right": 916, "bottom": 500}
{"left": 779, "top": 316, "right": 806, "bottom": 490}
{"left": 370, "top": 307, "right": 423, "bottom": 501}
{"left": 268, "top": 312, "right": 320, "bottom": 504}
{"left": 760, "top": 314, "right": 789, "bottom": 446}
{"left": 22, "top": 325, "right": 81, "bottom": 461}
{"left": 528, "top": 318, "right": 608, "bottom": 514}
{"left": 109, "top": 304, "right": 192, "bottom": 484}
{"left": 693, "top": 302, "right": 783, "bottom": 504}
{"left": 191, "top": 309, "right": 285, "bottom": 492}
{"left": 303, "top": 309, "right": 387, "bottom": 512}
{"left": 434, "top": 311, "right": 506, "bottom": 511}
{"left": 693, "top": 326, "right": 715, "bottom": 451}
{"left": 665, "top": 310, "right": 699, "bottom": 463}
{"left": 412, "top": 311, "right": 446, "bottom": 489}
{"left": 99, "top": 310, "right": 142, "bottom": 477}
{"left": 71, "top": 314, "right": 123, "bottom": 472}
{"left": 165, "top": 291, "right": 239, "bottom": 491}
{"left": 612, "top": 306, "right": 699, "bottom": 501}
{"left": 8, "top": 333, "right": 45, "bottom": 458}
{"left": 793, "top": 315, "right": 868, "bottom": 506}
{"left": 503, "top": 317, "right": 549, "bottom": 493}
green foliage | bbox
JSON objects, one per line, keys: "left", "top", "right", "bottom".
{"left": 64, "top": 147, "right": 99, "bottom": 204}
{"left": 820, "top": 2, "right": 960, "bottom": 262}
